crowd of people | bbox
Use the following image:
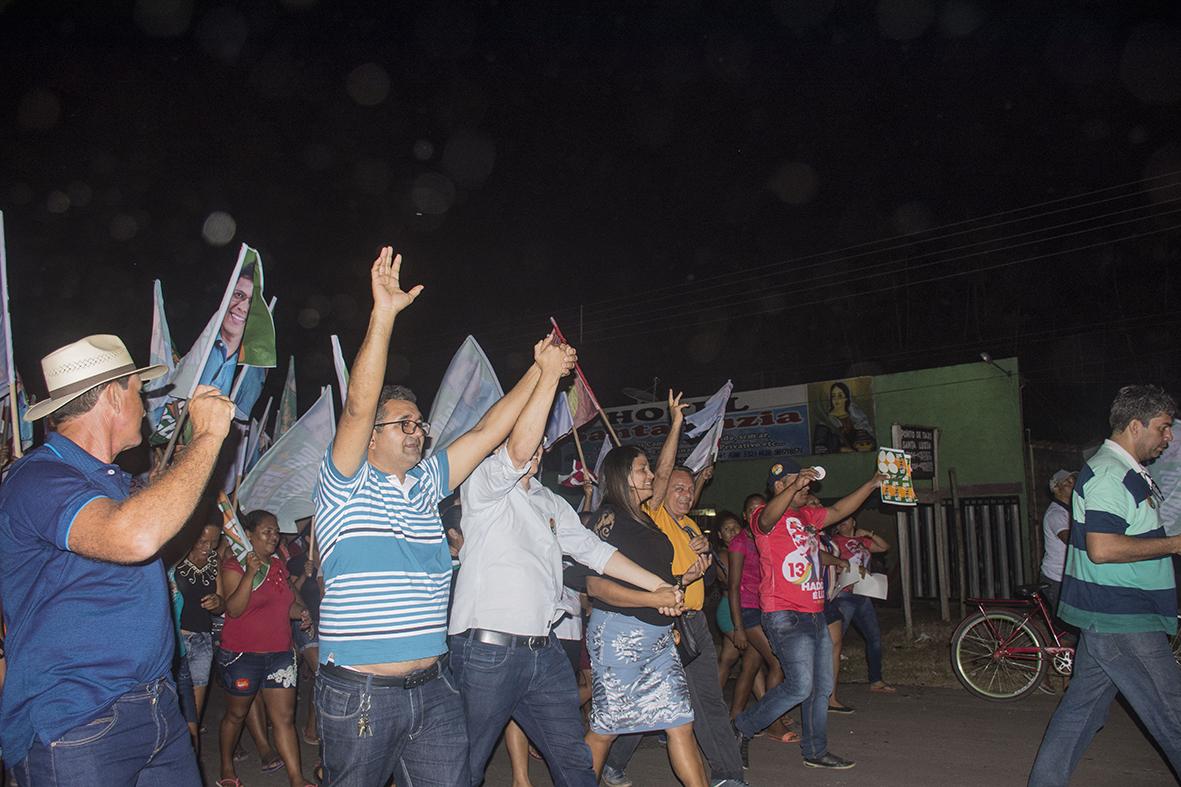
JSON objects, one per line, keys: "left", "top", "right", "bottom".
{"left": 0, "top": 246, "right": 1177, "bottom": 787}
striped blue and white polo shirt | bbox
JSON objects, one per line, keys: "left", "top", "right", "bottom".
{"left": 313, "top": 449, "right": 453, "bottom": 666}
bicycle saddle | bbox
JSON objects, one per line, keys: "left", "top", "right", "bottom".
{"left": 1015, "top": 582, "right": 1051, "bottom": 598}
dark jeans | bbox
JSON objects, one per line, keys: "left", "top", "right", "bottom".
{"left": 833, "top": 594, "right": 883, "bottom": 684}
{"left": 449, "top": 631, "right": 595, "bottom": 787}
{"left": 316, "top": 660, "right": 470, "bottom": 787}
{"left": 1029, "top": 629, "right": 1181, "bottom": 786}
{"left": 734, "top": 610, "right": 834, "bottom": 761}
{"left": 9, "top": 678, "right": 202, "bottom": 787}
{"left": 606, "top": 610, "right": 744, "bottom": 781}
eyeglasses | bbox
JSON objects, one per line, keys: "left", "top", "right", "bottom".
{"left": 374, "top": 419, "right": 432, "bottom": 436}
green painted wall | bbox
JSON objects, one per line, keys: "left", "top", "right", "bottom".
{"left": 697, "top": 357, "right": 1029, "bottom": 576}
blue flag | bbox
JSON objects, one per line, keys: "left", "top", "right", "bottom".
{"left": 426, "top": 336, "right": 504, "bottom": 457}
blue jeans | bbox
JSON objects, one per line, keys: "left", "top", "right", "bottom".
{"left": 316, "top": 660, "right": 470, "bottom": 787}
{"left": 734, "top": 610, "right": 833, "bottom": 760}
{"left": 1028, "top": 629, "right": 1181, "bottom": 786}
{"left": 9, "top": 678, "right": 202, "bottom": 787}
{"left": 833, "top": 594, "right": 883, "bottom": 684}
{"left": 450, "top": 631, "right": 595, "bottom": 786}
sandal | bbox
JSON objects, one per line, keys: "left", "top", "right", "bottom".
{"left": 870, "top": 682, "right": 897, "bottom": 694}
{"left": 768, "top": 729, "right": 801, "bottom": 744}
{"left": 260, "top": 754, "right": 285, "bottom": 773}
{"left": 528, "top": 744, "right": 544, "bottom": 761}
{"left": 303, "top": 730, "right": 320, "bottom": 746}
{"left": 215, "top": 780, "right": 244, "bottom": 787}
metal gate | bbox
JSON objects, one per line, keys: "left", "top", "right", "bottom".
{"left": 902, "top": 496, "right": 1025, "bottom": 600}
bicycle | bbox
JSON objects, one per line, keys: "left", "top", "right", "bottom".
{"left": 949, "top": 581, "right": 1181, "bottom": 701}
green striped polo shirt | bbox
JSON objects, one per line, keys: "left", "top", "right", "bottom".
{"left": 1059, "top": 439, "right": 1177, "bottom": 635}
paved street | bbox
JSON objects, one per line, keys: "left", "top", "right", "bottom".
{"left": 198, "top": 680, "right": 1175, "bottom": 786}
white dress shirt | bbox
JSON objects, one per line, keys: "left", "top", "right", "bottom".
{"left": 448, "top": 446, "right": 617, "bottom": 637}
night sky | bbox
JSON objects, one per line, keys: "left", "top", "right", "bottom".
{"left": 2, "top": 0, "right": 1179, "bottom": 446}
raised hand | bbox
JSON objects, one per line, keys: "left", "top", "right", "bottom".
{"left": 668, "top": 390, "right": 689, "bottom": 422}
{"left": 370, "top": 246, "right": 423, "bottom": 317}
{"left": 188, "top": 384, "right": 235, "bottom": 442}
{"left": 535, "top": 334, "right": 577, "bottom": 379}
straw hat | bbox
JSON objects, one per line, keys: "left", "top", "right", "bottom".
{"left": 24, "top": 334, "right": 167, "bottom": 421}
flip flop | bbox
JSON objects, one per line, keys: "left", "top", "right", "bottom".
{"left": 260, "top": 754, "right": 285, "bottom": 774}
{"left": 215, "top": 780, "right": 244, "bottom": 787}
{"left": 870, "top": 682, "right": 898, "bottom": 694}
{"left": 528, "top": 744, "right": 544, "bottom": 761}
{"left": 768, "top": 730, "right": 801, "bottom": 744}
{"left": 303, "top": 731, "right": 320, "bottom": 746}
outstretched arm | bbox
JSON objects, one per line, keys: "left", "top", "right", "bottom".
{"left": 504, "top": 339, "right": 575, "bottom": 467}
{"left": 68, "top": 385, "right": 235, "bottom": 563}
{"left": 648, "top": 390, "right": 688, "bottom": 511}
{"left": 331, "top": 248, "right": 423, "bottom": 478}
{"left": 446, "top": 336, "right": 576, "bottom": 490}
{"left": 821, "top": 472, "right": 886, "bottom": 527}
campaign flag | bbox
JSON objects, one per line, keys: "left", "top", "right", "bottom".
{"left": 544, "top": 390, "right": 574, "bottom": 448}
{"left": 566, "top": 377, "right": 598, "bottom": 431}
{"left": 216, "top": 491, "right": 267, "bottom": 588}
{"left": 275, "top": 356, "right": 297, "bottom": 441}
{"left": 239, "top": 386, "right": 336, "bottom": 534}
{"left": 145, "top": 280, "right": 177, "bottom": 430}
{"left": 0, "top": 211, "right": 19, "bottom": 456}
{"left": 331, "top": 335, "right": 349, "bottom": 404}
{"left": 425, "top": 336, "right": 503, "bottom": 457}
{"left": 684, "top": 380, "right": 733, "bottom": 438}
{"left": 589, "top": 431, "right": 613, "bottom": 509}
{"left": 685, "top": 415, "right": 724, "bottom": 473}
{"left": 151, "top": 245, "right": 250, "bottom": 441}
{"left": 1151, "top": 419, "right": 1181, "bottom": 535}
{"left": 558, "top": 459, "right": 593, "bottom": 488}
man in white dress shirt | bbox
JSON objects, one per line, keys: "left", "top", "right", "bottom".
{"left": 448, "top": 358, "right": 678, "bottom": 787}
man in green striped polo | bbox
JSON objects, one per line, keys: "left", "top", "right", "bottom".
{"left": 1029, "top": 385, "right": 1180, "bottom": 787}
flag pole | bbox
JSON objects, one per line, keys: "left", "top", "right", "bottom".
{"left": 570, "top": 423, "right": 593, "bottom": 482}
{"left": 548, "top": 317, "right": 621, "bottom": 447}
{"left": 160, "top": 402, "right": 188, "bottom": 465}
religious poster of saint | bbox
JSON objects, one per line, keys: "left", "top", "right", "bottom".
{"left": 809, "top": 376, "right": 877, "bottom": 454}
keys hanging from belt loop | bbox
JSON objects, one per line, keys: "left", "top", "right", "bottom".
{"left": 357, "top": 692, "right": 373, "bottom": 738}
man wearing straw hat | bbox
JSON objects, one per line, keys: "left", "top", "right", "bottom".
{"left": 0, "top": 334, "right": 234, "bottom": 786}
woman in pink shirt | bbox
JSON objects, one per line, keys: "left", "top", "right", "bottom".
{"left": 727, "top": 495, "right": 795, "bottom": 742}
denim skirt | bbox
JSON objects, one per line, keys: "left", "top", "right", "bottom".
{"left": 586, "top": 609, "right": 693, "bottom": 735}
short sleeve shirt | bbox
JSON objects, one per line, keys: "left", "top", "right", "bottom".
{"left": 643, "top": 503, "right": 706, "bottom": 611}
{"left": 220, "top": 556, "right": 295, "bottom": 653}
{"left": 313, "top": 447, "right": 452, "bottom": 666}
{"left": 750, "top": 504, "right": 828, "bottom": 613}
{"left": 0, "top": 433, "right": 173, "bottom": 765}
{"left": 728, "top": 529, "right": 762, "bottom": 610}
{"left": 1059, "top": 440, "right": 1176, "bottom": 634}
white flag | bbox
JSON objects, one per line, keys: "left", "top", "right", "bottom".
{"left": 331, "top": 335, "right": 350, "bottom": 404}
{"left": 426, "top": 336, "right": 503, "bottom": 457}
{"left": 0, "top": 211, "right": 15, "bottom": 394}
{"left": 685, "top": 415, "right": 724, "bottom": 473}
{"left": 588, "top": 434, "right": 613, "bottom": 510}
{"left": 239, "top": 386, "right": 336, "bottom": 533}
{"left": 684, "top": 380, "right": 733, "bottom": 438}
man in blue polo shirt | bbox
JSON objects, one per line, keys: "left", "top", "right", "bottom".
{"left": 1029, "top": 384, "right": 1181, "bottom": 787}
{"left": 313, "top": 247, "right": 575, "bottom": 787}
{"left": 0, "top": 334, "right": 234, "bottom": 786}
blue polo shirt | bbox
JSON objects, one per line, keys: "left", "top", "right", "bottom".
{"left": 0, "top": 433, "right": 173, "bottom": 765}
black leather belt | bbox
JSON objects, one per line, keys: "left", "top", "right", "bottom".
{"left": 321, "top": 656, "right": 444, "bottom": 689}
{"left": 464, "top": 628, "right": 550, "bottom": 650}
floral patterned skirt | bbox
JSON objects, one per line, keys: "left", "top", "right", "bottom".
{"left": 586, "top": 609, "right": 694, "bottom": 735}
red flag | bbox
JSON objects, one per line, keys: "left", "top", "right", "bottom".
{"left": 558, "top": 459, "right": 593, "bottom": 488}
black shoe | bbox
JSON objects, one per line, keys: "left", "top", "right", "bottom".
{"left": 804, "top": 752, "right": 856, "bottom": 770}
{"left": 827, "top": 703, "right": 855, "bottom": 714}
{"left": 732, "top": 721, "right": 751, "bottom": 769}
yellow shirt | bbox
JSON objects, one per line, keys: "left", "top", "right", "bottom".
{"left": 643, "top": 502, "right": 706, "bottom": 611}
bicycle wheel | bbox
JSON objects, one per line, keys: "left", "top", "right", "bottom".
{"left": 951, "top": 610, "right": 1048, "bottom": 701}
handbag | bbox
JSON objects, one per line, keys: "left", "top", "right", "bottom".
{"left": 672, "top": 612, "right": 701, "bottom": 666}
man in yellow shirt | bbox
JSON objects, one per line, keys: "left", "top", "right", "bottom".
{"left": 601, "top": 393, "right": 747, "bottom": 787}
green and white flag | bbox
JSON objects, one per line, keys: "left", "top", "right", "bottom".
{"left": 275, "top": 356, "right": 297, "bottom": 441}
{"left": 239, "top": 386, "right": 336, "bottom": 533}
